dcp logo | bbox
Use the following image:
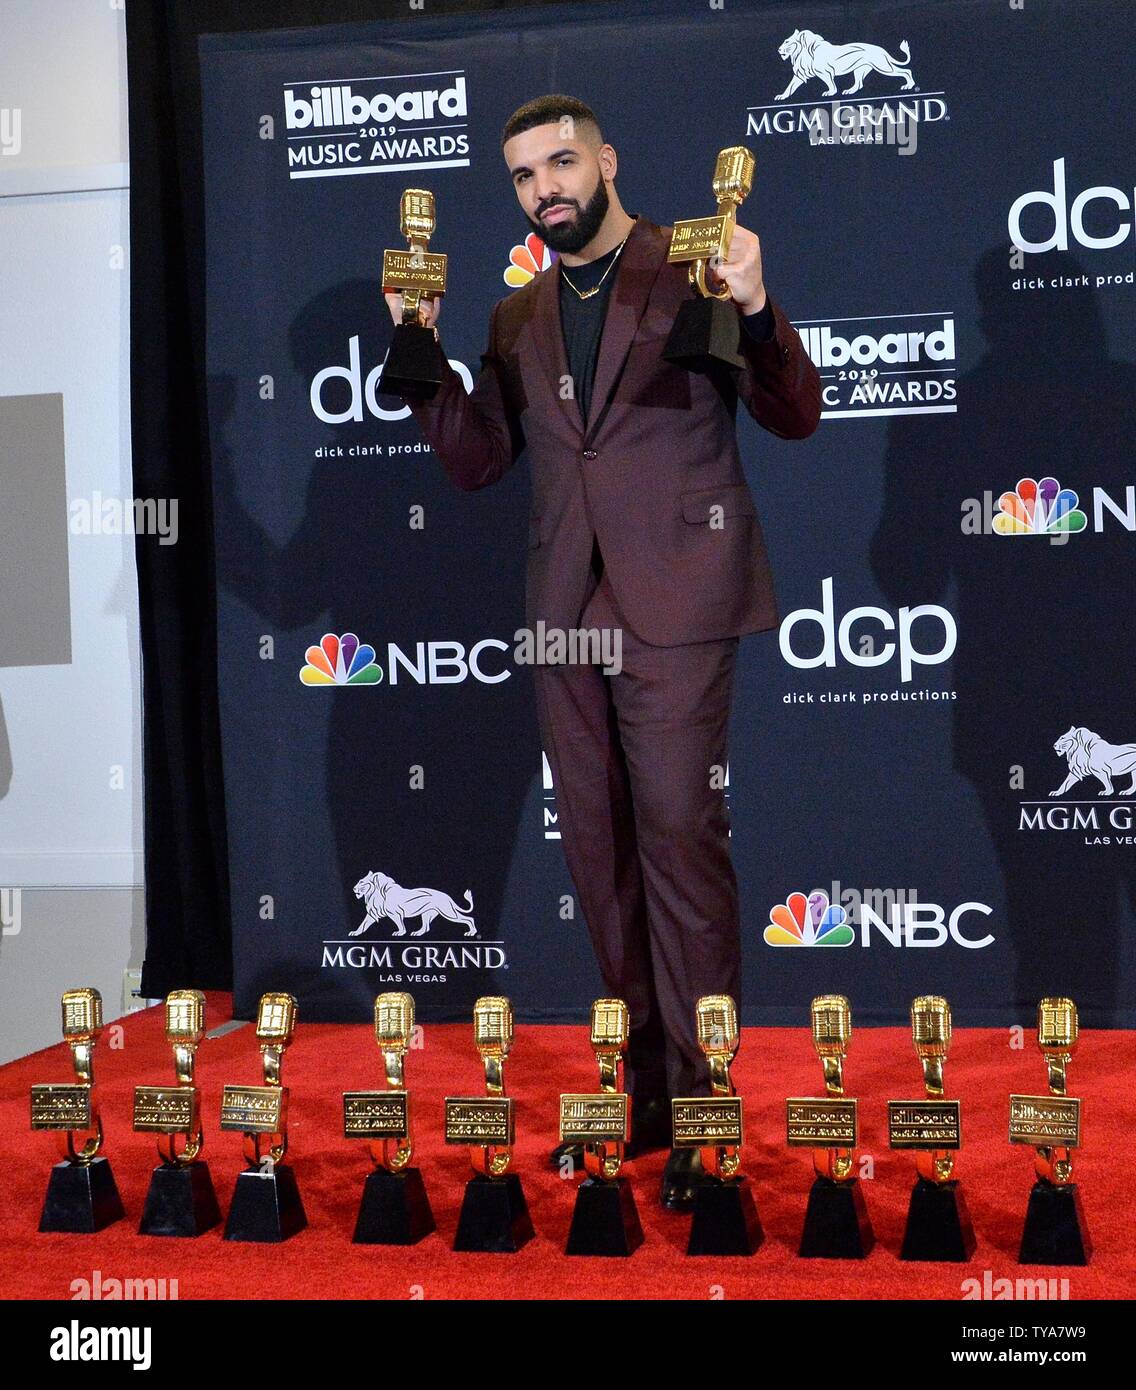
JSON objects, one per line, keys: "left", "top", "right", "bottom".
{"left": 780, "top": 577, "right": 956, "bottom": 682}
{"left": 1009, "top": 158, "right": 1135, "bottom": 253}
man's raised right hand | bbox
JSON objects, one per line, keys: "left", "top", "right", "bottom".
{"left": 384, "top": 291, "right": 442, "bottom": 330}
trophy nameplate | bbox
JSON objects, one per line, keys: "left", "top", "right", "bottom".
{"left": 133, "top": 1087, "right": 198, "bottom": 1134}
{"left": 444, "top": 1097, "right": 515, "bottom": 1147}
{"left": 31, "top": 1084, "right": 93, "bottom": 1131}
{"left": 559, "top": 1093, "right": 630, "bottom": 1145}
{"left": 343, "top": 1091, "right": 410, "bottom": 1140}
{"left": 671, "top": 1096, "right": 744, "bottom": 1148}
{"left": 888, "top": 1100, "right": 962, "bottom": 1150}
{"left": 1009, "top": 1095, "right": 1082, "bottom": 1148}
{"left": 220, "top": 1084, "right": 287, "bottom": 1134}
{"left": 786, "top": 1097, "right": 858, "bottom": 1147}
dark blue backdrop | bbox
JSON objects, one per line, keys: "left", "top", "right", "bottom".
{"left": 199, "top": 0, "right": 1136, "bottom": 1026}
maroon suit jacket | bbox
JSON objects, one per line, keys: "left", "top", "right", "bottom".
{"left": 408, "top": 213, "right": 821, "bottom": 646}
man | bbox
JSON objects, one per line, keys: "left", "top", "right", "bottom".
{"left": 385, "top": 95, "right": 821, "bottom": 1207}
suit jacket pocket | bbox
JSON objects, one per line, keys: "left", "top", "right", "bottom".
{"left": 680, "top": 482, "right": 757, "bottom": 524}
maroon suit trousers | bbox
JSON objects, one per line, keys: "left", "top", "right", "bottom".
{"left": 532, "top": 558, "right": 740, "bottom": 1100}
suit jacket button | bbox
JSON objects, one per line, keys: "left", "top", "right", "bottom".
{"left": 583, "top": 448, "right": 597, "bottom": 460}
{"left": 781, "top": 344, "right": 790, "bottom": 363}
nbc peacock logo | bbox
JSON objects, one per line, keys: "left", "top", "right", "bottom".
{"left": 503, "top": 232, "right": 556, "bottom": 288}
{"left": 764, "top": 890, "right": 854, "bottom": 947}
{"left": 300, "top": 632, "right": 382, "bottom": 686}
{"left": 993, "top": 477, "right": 1087, "bottom": 536}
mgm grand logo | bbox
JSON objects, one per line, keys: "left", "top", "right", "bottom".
{"left": 1019, "top": 726, "right": 1136, "bottom": 845}
{"left": 747, "top": 29, "right": 949, "bottom": 145}
{"left": 322, "top": 941, "right": 507, "bottom": 980}
{"left": 321, "top": 868, "right": 506, "bottom": 980}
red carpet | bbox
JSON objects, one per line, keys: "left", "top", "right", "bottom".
{"left": 1, "top": 994, "right": 1130, "bottom": 1299}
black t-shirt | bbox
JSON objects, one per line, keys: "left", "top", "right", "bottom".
{"left": 557, "top": 238, "right": 624, "bottom": 431}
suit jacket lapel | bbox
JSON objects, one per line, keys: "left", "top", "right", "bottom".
{"left": 526, "top": 214, "right": 669, "bottom": 442}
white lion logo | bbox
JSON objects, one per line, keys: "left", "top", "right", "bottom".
{"left": 1049, "top": 726, "right": 1136, "bottom": 798}
{"left": 350, "top": 870, "right": 477, "bottom": 938}
{"left": 776, "top": 29, "right": 915, "bottom": 100}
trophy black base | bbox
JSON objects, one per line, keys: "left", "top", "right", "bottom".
{"left": 223, "top": 1164, "right": 307, "bottom": 1243}
{"left": 687, "top": 1176, "right": 764, "bottom": 1257}
{"left": 899, "top": 1178, "right": 976, "bottom": 1262}
{"left": 799, "top": 1176, "right": 875, "bottom": 1259}
{"left": 377, "top": 324, "right": 444, "bottom": 401}
{"left": 139, "top": 1162, "right": 222, "bottom": 1238}
{"left": 39, "top": 1157, "right": 125, "bottom": 1234}
{"left": 662, "top": 296, "right": 745, "bottom": 372}
{"left": 453, "top": 1173, "right": 534, "bottom": 1253}
{"left": 565, "top": 1177, "right": 644, "bottom": 1257}
{"left": 352, "top": 1166, "right": 436, "bottom": 1246}
{"left": 1018, "top": 1181, "right": 1091, "bottom": 1266}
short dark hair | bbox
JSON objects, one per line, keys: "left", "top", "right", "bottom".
{"left": 501, "top": 94, "right": 603, "bottom": 151}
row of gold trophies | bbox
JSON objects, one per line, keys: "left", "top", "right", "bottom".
{"left": 30, "top": 988, "right": 1089, "bottom": 1262}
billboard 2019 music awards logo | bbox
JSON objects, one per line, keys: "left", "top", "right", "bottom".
{"left": 796, "top": 314, "right": 957, "bottom": 418}
{"left": 283, "top": 71, "right": 470, "bottom": 180}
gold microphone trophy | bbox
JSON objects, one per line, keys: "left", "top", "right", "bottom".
{"left": 219, "top": 991, "right": 307, "bottom": 1241}
{"left": 671, "top": 995, "right": 763, "bottom": 1255}
{"left": 376, "top": 188, "right": 447, "bottom": 400}
{"left": 31, "top": 987, "right": 125, "bottom": 1232}
{"left": 887, "top": 996, "right": 975, "bottom": 1261}
{"left": 444, "top": 996, "right": 535, "bottom": 1251}
{"left": 560, "top": 999, "right": 644, "bottom": 1256}
{"left": 344, "top": 991, "right": 436, "bottom": 1245}
{"left": 787, "top": 994, "right": 875, "bottom": 1257}
{"left": 133, "top": 989, "right": 222, "bottom": 1237}
{"left": 1010, "top": 997, "right": 1091, "bottom": 1265}
{"left": 663, "top": 146, "right": 756, "bottom": 371}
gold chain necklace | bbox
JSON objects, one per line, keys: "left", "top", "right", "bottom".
{"left": 559, "top": 232, "right": 632, "bottom": 301}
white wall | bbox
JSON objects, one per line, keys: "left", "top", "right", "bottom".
{"left": 0, "top": 1, "right": 143, "bottom": 1063}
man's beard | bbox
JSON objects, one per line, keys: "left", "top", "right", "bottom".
{"left": 528, "top": 172, "right": 610, "bottom": 255}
